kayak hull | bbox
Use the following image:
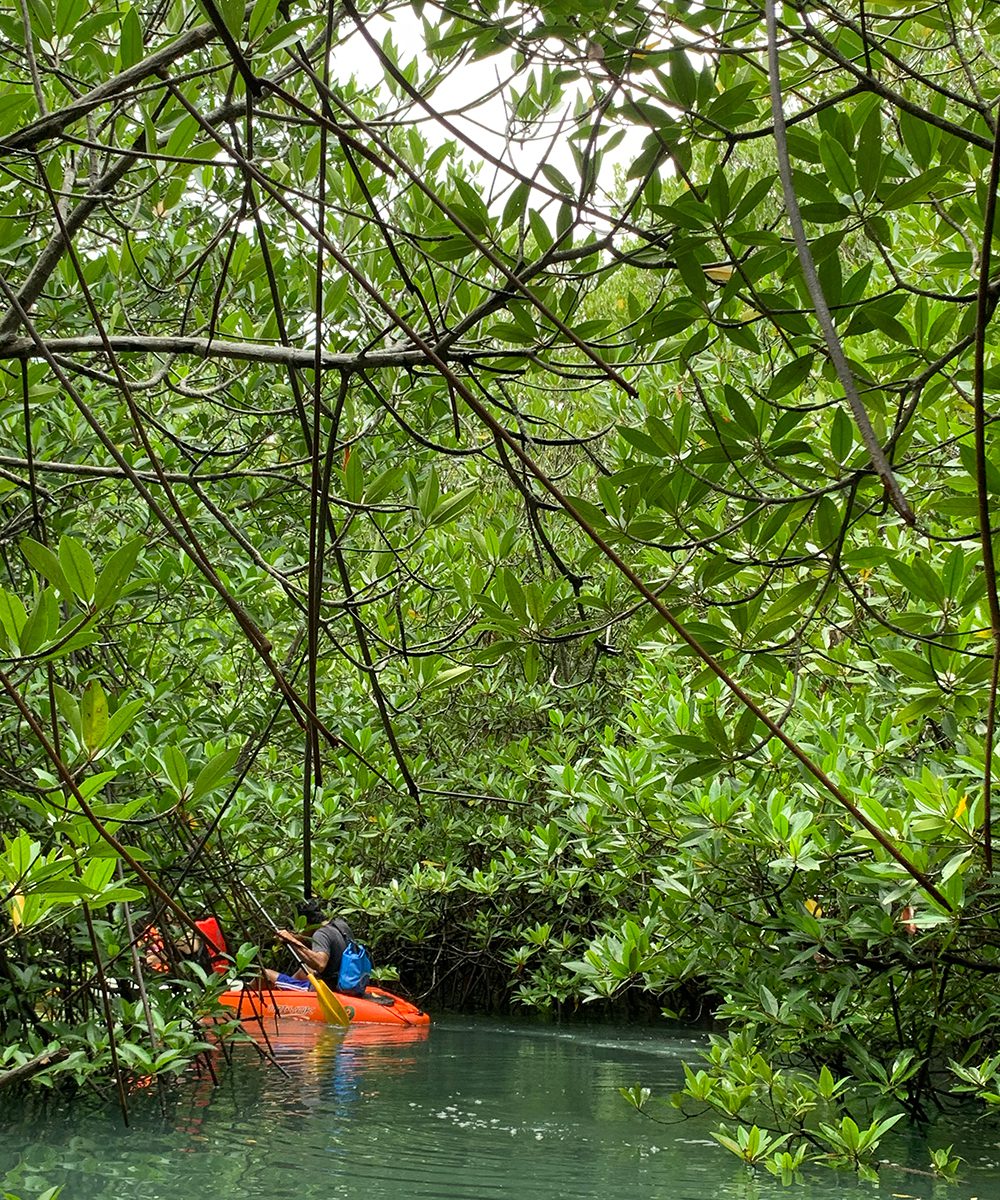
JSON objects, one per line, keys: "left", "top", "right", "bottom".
{"left": 218, "top": 984, "right": 430, "bottom": 1026}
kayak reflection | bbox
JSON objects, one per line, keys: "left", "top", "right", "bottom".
{"left": 248, "top": 1019, "right": 430, "bottom": 1108}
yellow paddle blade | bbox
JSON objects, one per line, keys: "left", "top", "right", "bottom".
{"left": 309, "top": 974, "right": 350, "bottom": 1026}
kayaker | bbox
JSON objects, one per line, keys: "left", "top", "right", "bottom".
{"left": 263, "top": 900, "right": 364, "bottom": 995}
{"left": 141, "top": 915, "right": 230, "bottom": 975}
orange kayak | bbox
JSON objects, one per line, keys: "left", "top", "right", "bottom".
{"left": 217, "top": 983, "right": 430, "bottom": 1026}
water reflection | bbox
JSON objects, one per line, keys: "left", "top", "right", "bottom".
{"left": 0, "top": 1019, "right": 996, "bottom": 1200}
{"left": 174, "top": 1019, "right": 430, "bottom": 1130}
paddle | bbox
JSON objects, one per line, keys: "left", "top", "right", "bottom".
{"left": 243, "top": 889, "right": 350, "bottom": 1027}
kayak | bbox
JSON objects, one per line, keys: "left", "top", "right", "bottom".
{"left": 217, "top": 983, "right": 430, "bottom": 1026}
{"left": 218, "top": 983, "right": 429, "bottom": 1026}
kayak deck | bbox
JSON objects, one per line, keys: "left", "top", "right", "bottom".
{"left": 218, "top": 983, "right": 430, "bottom": 1026}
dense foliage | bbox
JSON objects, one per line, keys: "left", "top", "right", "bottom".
{"left": 2, "top": 0, "right": 1000, "bottom": 1179}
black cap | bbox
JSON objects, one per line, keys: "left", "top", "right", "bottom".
{"left": 296, "top": 897, "right": 324, "bottom": 923}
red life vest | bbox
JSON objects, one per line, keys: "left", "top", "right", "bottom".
{"left": 194, "top": 916, "right": 229, "bottom": 973}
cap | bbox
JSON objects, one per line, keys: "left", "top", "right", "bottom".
{"left": 296, "top": 897, "right": 325, "bottom": 923}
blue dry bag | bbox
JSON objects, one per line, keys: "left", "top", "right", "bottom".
{"left": 337, "top": 941, "right": 372, "bottom": 995}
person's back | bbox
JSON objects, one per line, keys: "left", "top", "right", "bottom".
{"left": 309, "top": 916, "right": 354, "bottom": 990}
{"left": 266, "top": 901, "right": 371, "bottom": 996}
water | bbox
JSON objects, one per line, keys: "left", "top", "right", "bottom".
{"left": 1, "top": 1017, "right": 998, "bottom": 1199}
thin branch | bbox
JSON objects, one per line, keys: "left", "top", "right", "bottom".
{"left": 765, "top": 0, "right": 915, "bottom": 525}
{"left": 0, "top": 334, "right": 511, "bottom": 370}
{"left": 972, "top": 112, "right": 1000, "bottom": 873}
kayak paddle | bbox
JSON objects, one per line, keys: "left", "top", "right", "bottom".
{"left": 243, "top": 889, "right": 350, "bottom": 1027}
{"left": 309, "top": 970, "right": 352, "bottom": 1026}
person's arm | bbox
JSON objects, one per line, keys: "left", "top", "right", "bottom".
{"left": 277, "top": 928, "right": 330, "bottom": 974}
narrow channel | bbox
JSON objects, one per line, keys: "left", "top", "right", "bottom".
{"left": 2, "top": 1020, "right": 996, "bottom": 1199}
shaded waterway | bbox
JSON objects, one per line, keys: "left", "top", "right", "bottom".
{"left": 2, "top": 1017, "right": 999, "bottom": 1199}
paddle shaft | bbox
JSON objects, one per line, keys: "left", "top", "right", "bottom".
{"left": 241, "top": 886, "right": 313, "bottom": 969}
{"left": 241, "top": 887, "right": 350, "bottom": 1025}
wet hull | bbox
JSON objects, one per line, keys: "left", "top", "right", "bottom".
{"left": 218, "top": 984, "right": 430, "bottom": 1026}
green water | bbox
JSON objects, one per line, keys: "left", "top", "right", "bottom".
{"left": 1, "top": 1018, "right": 998, "bottom": 1199}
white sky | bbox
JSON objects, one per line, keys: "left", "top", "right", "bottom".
{"left": 331, "top": 9, "right": 643, "bottom": 215}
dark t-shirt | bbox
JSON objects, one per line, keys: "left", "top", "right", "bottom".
{"left": 311, "top": 919, "right": 353, "bottom": 989}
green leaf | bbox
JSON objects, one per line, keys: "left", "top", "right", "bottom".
{"left": 82, "top": 855, "right": 116, "bottom": 892}
{"left": 959, "top": 442, "right": 1000, "bottom": 494}
{"left": 429, "top": 486, "right": 479, "bottom": 526}
{"left": 164, "top": 115, "right": 200, "bottom": 161}
{"left": 59, "top": 536, "right": 96, "bottom": 605}
{"left": 866, "top": 305, "right": 913, "bottom": 345}
{"left": 675, "top": 251, "right": 709, "bottom": 300}
{"left": 95, "top": 885, "right": 144, "bottom": 905}
{"left": 668, "top": 48, "right": 698, "bottom": 108}
{"left": 674, "top": 758, "right": 723, "bottom": 784}
{"left": 20, "top": 538, "right": 70, "bottom": 599}
{"left": 416, "top": 468, "right": 440, "bottom": 520}
{"left": 724, "top": 386, "right": 757, "bottom": 435}
{"left": 160, "top": 744, "right": 189, "bottom": 794}
{"left": 942, "top": 547, "right": 966, "bottom": 599}
{"left": 769, "top": 355, "right": 813, "bottom": 399}
{"left": 502, "top": 181, "right": 529, "bottom": 230}
{"left": 36, "top": 880, "right": 90, "bottom": 897}
{"left": 425, "top": 664, "right": 476, "bottom": 692}
{"left": 814, "top": 496, "right": 841, "bottom": 548}
{"left": 53, "top": 683, "right": 82, "bottom": 741}
{"left": 856, "top": 109, "right": 884, "bottom": 197}
{"left": 565, "top": 494, "right": 612, "bottom": 533}
{"left": 118, "top": 5, "right": 143, "bottom": 68}
{"left": 711, "top": 1131, "right": 743, "bottom": 1157}
{"left": 819, "top": 133, "right": 856, "bottom": 194}
{"left": 344, "top": 449, "right": 364, "bottom": 503}
{"left": 215, "top": 0, "right": 244, "bottom": 38}
{"left": 55, "top": 0, "right": 87, "bottom": 37}
{"left": 0, "top": 588, "right": 27, "bottom": 643}
{"left": 882, "top": 167, "right": 950, "bottom": 209}
{"left": 523, "top": 642, "right": 539, "bottom": 685}
{"left": 254, "top": 14, "right": 314, "bottom": 53}
{"left": 898, "top": 692, "right": 942, "bottom": 722}
{"left": 19, "top": 588, "right": 58, "bottom": 656}
{"left": 501, "top": 568, "right": 528, "bottom": 622}
{"left": 528, "top": 208, "right": 552, "bottom": 252}
{"left": 248, "top": 0, "right": 279, "bottom": 40}
{"left": 798, "top": 201, "right": 851, "bottom": 224}
{"left": 618, "top": 426, "right": 666, "bottom": 458}
{"left": 887, "top": 557, "right": 946, "bottom": 607}
{"left": 884, "top": 649, "right": 936, "bottom": 683}
{"left": 898, "top": 109, "right": 935, "bottom": 170}
{"left": 190, "top": 747, "right": 239, "bottom": 801}
{"left": 102, "top": 699, "right": 145, "bottom": 750}
{"left": 763, "top": 579, "right": 820, "bottom": 625}
{"left": 0, "top": 89, "right": 33, "bottom": 134}
{"left": 829, "top": 407, "right": 853, "bottom": 462}
{"left": 94, "top": 537, "right": 144, "bottom": 610}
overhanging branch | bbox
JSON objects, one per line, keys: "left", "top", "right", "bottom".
{"left": 0, "top": 23, "right": 221, "bottom": 154}
{"left": 0, "top": 334, "right": 510, "bottom": 371}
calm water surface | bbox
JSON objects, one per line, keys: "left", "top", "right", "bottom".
{"left": 2, "top": 1017, "right": 999, "bottom": 1199}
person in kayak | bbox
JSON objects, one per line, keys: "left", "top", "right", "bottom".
{"left": 263, "top": 900, "right": 363, "bottom": 995}
{"left": 140, "top": 915, "right": 230, "bottom": 977}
